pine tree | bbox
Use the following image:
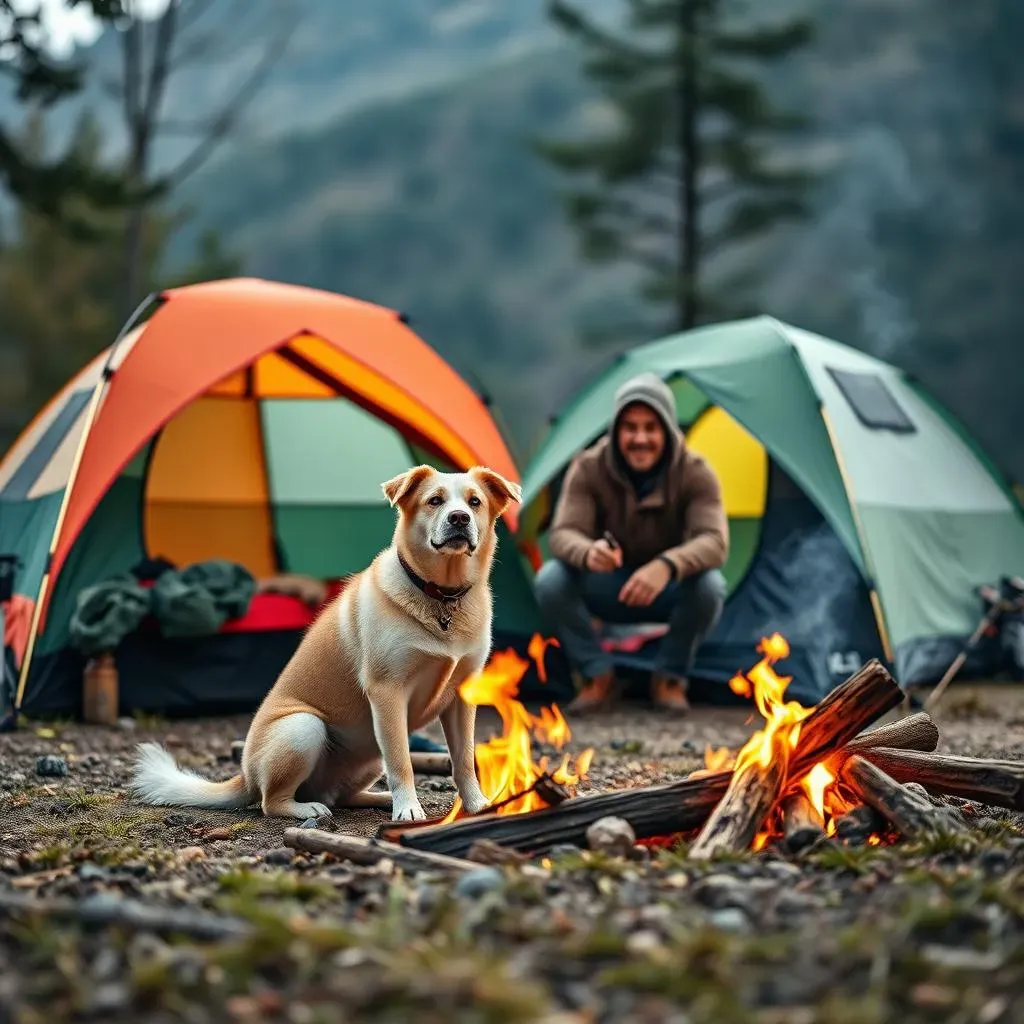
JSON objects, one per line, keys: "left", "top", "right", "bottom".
{"left": 535, "top": 0, "right": 817, "bottom": 337}
{"left": 0, "top": 108, "right": 241, "bottom": 448}
{"left": 0, "top": 1, "right": 142, "bottom": 223}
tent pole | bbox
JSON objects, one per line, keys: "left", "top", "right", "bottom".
{"left": 818, "top": 404, "right": 895, "bottom": 666}
{"left": 13, "top": 293, "right": 158, "bottom": 714}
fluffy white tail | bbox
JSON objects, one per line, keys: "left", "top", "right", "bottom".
{"left": 131, "top": 742, "right": 251, "bottom": 810}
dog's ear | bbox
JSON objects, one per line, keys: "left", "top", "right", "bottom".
{"left": 381, "top": 465, "right": 435, "bottom": 508}
{"left": 469, "top": 466, "right": 523, "bottom": 515}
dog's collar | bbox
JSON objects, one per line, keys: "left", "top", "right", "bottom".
{"left": 397, "top": 551, "right": 472, "bottom": 604}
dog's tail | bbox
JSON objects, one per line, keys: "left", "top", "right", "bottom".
{"left": 130, "top": 742, "right": 251, "bottom": 810}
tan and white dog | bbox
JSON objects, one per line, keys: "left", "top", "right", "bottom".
{"left": 129, "top": 464, "right": 521, "bottom": 822}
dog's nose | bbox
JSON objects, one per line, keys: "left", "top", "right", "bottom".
{"left": 448, "top": 510, "right": 471, "bottom": 527}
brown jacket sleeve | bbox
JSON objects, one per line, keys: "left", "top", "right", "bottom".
{"left": 661, "top": 459, "right": 729, "bottom": 578}
{"left": 547, "top": 456, "right": 598, "bottom": 568}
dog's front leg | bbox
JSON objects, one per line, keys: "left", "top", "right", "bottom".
{"left": 366, "top": 683, "right": 424, "bottom": 821}
{"left": 439, "top": 689, "right": 489, "bottom": 815}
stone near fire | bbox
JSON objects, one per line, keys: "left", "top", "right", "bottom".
{"left": 586, "top": 816, "right": 637, "bottom": 858}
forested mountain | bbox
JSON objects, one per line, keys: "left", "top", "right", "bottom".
{"left": 1, "top": 0, "right": 1020, "bottom": 482}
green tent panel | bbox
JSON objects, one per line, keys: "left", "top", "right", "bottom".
{"left": 521, "top": 315, "right": 1024, "bottom": 702}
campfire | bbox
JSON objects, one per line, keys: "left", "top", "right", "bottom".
{"left": 441, "top": 634, "right": 594, "bottom": 822}
{"left": 356, "top": 634, "right": 1024, "bottom": 864}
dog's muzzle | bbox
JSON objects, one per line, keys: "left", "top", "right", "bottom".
{"left": 432, "top": 526, "right": 476, "bottom": 553}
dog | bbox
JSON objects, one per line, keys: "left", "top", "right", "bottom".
{"left": 129, "top": 464, "right": 522, "bottom": 821}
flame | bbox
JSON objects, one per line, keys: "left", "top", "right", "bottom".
{"left": 441, "top": 635, "right": 593, "bottom": 822}
{"left": 709, "top": 633, "right": 882, "bottom": 848}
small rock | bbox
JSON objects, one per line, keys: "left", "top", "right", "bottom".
{"left": 116, "top": 717, "right": 136, "bottom": 732}
{"left": 84, "top": 982, "right": 130, "bottom": 1014}
{"left": 230, "top": 740, "right": 245, "bottom": 764}
{"left": 547, "top": 844, "right": 581, "bottom": 858}
{"left": 626, "top": 929, "right": 662, "bottom": 954}
{"left": 9, "top": 771, "right": 25, "bottom": 784}
{"left": 454, "top": 866, "right": 504, "bottom": 898}
{"left": 35, "top": 755, "right": 68, "bottom": 778}
{"left": 265, "top": 847, "right": 294, "bottom": 866}
{"left": 178, "top": 846, "right": 206, "bottom": 863}
{"left": 91, "top": 947, "right": 121, "bottom": 982}
{"left": 163, "top": 734, "right": 183, "bottom": 748}
{"left": 691, "top": 873, "right": 773, "bottom": 911}
{"left": 202, "top": 827, "right": 234, "bottom": 842}
{"left": 709, "top": 907, "right": 750, "bottom": 932}
{"left": 79, "top": 863, "right": 108, "bottom": 883}
{"left": 586, "top": 816, "right": 636, "bottom": 858}
{"left": 299, "top": 817, "right": 319, "bottom": 829}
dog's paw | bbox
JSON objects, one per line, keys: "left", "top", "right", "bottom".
{"left": 293, "top": 801, "right": 332, "bottom": 820}
{"left": 392, "top": 800, "right": 426, "bottom": 822}
{"left": 461, "top": 789, "right": 491, "bottom": 815}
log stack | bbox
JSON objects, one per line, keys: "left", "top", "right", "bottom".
{"left": 373, "top": 658, "right": 1023, "bottom": 860}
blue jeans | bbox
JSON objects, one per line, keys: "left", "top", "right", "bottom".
{"left": 533, "top": 559, "right": 726, "bottom": 682}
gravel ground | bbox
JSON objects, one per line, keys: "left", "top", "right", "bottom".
{"left": 0, "top": 685, "right": 1023, "bottom": 1023}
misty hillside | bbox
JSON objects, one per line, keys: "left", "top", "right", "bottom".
{"left": 3, "top": 0, "right": 1019, "bottom": 482}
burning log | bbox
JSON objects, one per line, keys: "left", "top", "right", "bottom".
{"left": 854, "top": 748, "right": 1024, "bottom": 812}
{"left": 688, "top": 753, "right": 788, "bottom": 860}
{"left": 381, "top": 774, "right": 731, "bottom": 857}
{"left": 843, "top": 712, "right": 939, "bottom": 755}
{"left": 782, "top": 659, "right": 903, "bottom": 779}
{"left": 781, "top": 791, "right": 826, "bottom": 853}
{"left": 841, "top": 756, "right": 966, "bottom": 839}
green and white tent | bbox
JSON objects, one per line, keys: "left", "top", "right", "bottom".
{"left": 519, "top": 316, "right": 1024, "bottom": 701}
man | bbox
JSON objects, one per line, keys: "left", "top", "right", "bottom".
{"left": 534, "top": 371, "right": 728, "bottom": 715}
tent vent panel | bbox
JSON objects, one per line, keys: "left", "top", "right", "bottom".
{"left": 826, "top": 368, "right": 916, "bottom": 434}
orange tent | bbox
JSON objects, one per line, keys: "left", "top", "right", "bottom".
{"left": 0, "top": 278, "right": 538, "bottom": 712}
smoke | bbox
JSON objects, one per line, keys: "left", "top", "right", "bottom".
{"left": 817, "top": 126, "right": 926, "bottom": 359}
{"left": 750, "top": 521, "right": 865, "bottom": 668}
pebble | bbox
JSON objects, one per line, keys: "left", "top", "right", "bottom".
{"left": 691, "top": 873, "right": 773, "bottom": 911}
{"left": 586, "top": 816, "right": 636, "bottom": 858}
{"left": 116, "top": 717, "right": 136, "bottom": 732}
{"left": 79, "top": 863, "right": 108, "bottom": 882}
{"left": 709, "top": 907, "right": 750, "bottom": 932}
{"left": 547, "top": 844, "right": 581, "bottom": 858}
{"left": 35, "top": 755, "right": 68, "bottom": 778}
{"left": 265, "top": 847, "right": 294, "bottom": 866}
{"left": 454, "top": 866, "right": 504, "bottom": 898}
{"left": 178, "top": 846, "right": 206, "bottom": 863}
{"left": 626, "top": 929, "right": 663, "bottom": 954}
{"left": 299, "top": 818, "right": 319, "bottom": 829}
{"left": 202, "top": 827, "right": 234, "bottom": 842}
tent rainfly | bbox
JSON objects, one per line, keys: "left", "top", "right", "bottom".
{"left": 518, "top": 316, "right": 1024, "bottom": 704}
{"left": 0, "top": 278, "right": 569, "bottom": 718}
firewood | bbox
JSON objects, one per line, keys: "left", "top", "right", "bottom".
{"left": 784, "top": 659, "right": 903, "bottom": 781}
{"left": 842, "top": 712, "right": 939, "bottom": 755}
{"left": 854, "top": 748, "right": 1024, "bottom": 812}
{"left": 688, "top": 752, "right": 788, "bottom": 860}
{"left": 283, "top": 828, "right": 478, "bottom": 875}
{"left": 384, "top": 773, "right": 732, "bottom": 857}
{"left": 410, "top": 752, "right": 453, "bottom": 776}
{"left": 782, "top": 791, "right": 826, "bottom": 853}
{"left": 841, "top": 755, "right": 966, "bottom": 839}
{"left": 834, "top": 805, "right": 888, "bottom": 846}
{"left": 392, "top": 658, "right": 901, "bottom": 858}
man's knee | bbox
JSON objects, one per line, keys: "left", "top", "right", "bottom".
{"left": 533, "top": 559, "right": 579, "bottom": 614}
{"left": 683, "top": 569, "right": 727, "bottom": 628}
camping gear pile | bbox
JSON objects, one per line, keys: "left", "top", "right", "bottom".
{"left": 69, "top": 558, "right": 257, "bottom": 655}
{"left": 0, "top": 284, "right": 1022, "bottom": 726}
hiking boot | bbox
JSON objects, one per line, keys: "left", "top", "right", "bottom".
{"left": 650, "top": 673, "right": 691, "bottom": 715}
{"left": 566, "top": 671, "right": 616, "bottom": 715}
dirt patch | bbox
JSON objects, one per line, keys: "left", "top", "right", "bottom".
{"left": 0, "top": 685, "right": 1022, "bottom": 1022}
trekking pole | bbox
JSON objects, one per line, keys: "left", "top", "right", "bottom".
{"left": 925, "top": 577, "right": 1024, "bottom": 712}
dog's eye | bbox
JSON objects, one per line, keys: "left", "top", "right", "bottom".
{"left": 427, "top": 495, "right": 444, "bottom": 507}
{"left": 468, "top": 496, "right": 482, "bottom": 508}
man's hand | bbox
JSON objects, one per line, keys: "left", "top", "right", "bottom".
{"left": 585, "top": 538, "right": 623, "bottom": 573}
{"left": 618, "top": 559, "right": 673, "bottom": 607}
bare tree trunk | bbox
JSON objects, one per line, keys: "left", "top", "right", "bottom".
{"left": 677, "top": 0, "right": 700, "bottom": 331}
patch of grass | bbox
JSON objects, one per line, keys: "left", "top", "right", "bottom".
{"left": 804, "top": 843, "right": 886, "bottom": 874}
{"left": 215, "top": 868, "right": 337, "bottom": 905}
{"left": 546, "top": 848, "right": 636, "bottom": 878}
{"left": 60, "top": 787, "right": 117, "bottom": 812}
